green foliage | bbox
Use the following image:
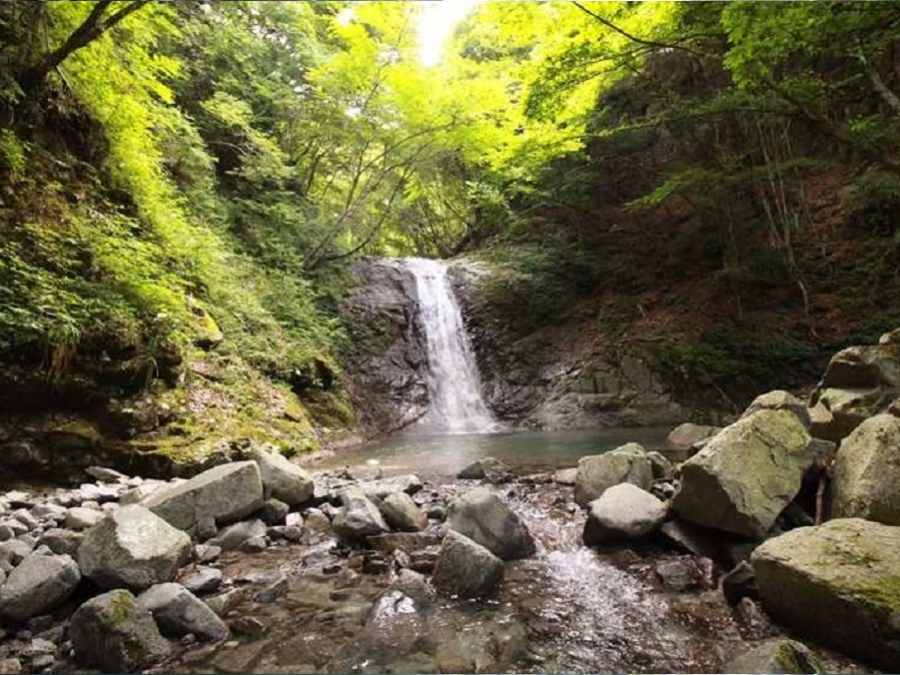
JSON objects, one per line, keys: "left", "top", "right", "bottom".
{"left": 0, "top": 129, "right": 27, "bottom": 179}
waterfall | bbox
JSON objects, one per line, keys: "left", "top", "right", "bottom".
{"left": 405, "top": 258, "right": 497, "bottom": 433}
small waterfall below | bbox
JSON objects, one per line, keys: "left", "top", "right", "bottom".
{"left": 405, "top": 257, "right": 497, "bottom": 433}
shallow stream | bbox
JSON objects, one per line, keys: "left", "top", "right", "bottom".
{"left": 162, "top": 428, "right": 866, "bottom": 674}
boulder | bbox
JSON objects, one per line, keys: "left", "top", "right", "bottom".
{"left": 70, "top": 589, "right": 170, "bottom": 672}
{"left": 0, "top": 554, "right": 80, "bottom": 621}
{"left": 258, "top": 498, "right": 289, "bottom": 526}
{"left": 583, "top": 483, "right": 667, "bottom": 545}
{"left": 208, "top": 519, "right": 266, "bottom": 551}
{"left": 379, "top": 492, "right": 427, "bottom": 532}
{"left": 672, "top": 410, "right": 811, "bottom": 538}
{"left": 0, "top": 540, "right": 33, "bottom": 566}
{"left": 646, "top": 451, "right": 673, "bottom": 479}
{"left": 37, "top": 529, "right": 82, "bottom": 556}
{"left": 446, "top": 487, "right": 535, "bottom": 560}
{"left": 432, "top": 530, "right": 503, "bottom": 598}
{"left": 457, "top": 457, "right": 511, "bottom": 483}
{"left": 752, "top": 518, "right": 900, "bottom": 670}
{"left": 726, "top": 639, "right": 824, "bottom": 674}
{"left": 120, "top": 482, "right": 164, "bottom": 506}
{"left": 820, "top": 344, "right": 900, "bottom": 390}
{"left": 722, "top": 560, "right": 757, "bottom": 606}
{"left": 332, "top": 486, "right": 389, "bottom": 544}
{"left": 811, "top": 387, "right": 892, "bottom": 441}
{"left": 247, "top": 447, "right": 314, "bottom": 506}
{"left": 144, "top": 461, "right": 264, "bottom": 532}
{"left": 741, "top": 390, "right": 811, "bottom": 428}
{"left": 666, "top": 423, "right": 720, "bottom": 450}
{"left": 181, "top": 566, "right": 223, "bottom": 595}
{"left": 655, "top": 557, "right": 700, "bottom": 592}
{"left": 78, "top": 505, "right": 191, "bottom": 591}
{"left": 553, "top": 468, "right": 578, "bottom": 485}
{"left": 64, "top": 507, "right": 104, "bottom": 531}
{"left": 831, "top": 413, "right": 900, "bottom": 524}
{"left": 574, "top": 443, "right": 653, "bottom": 507}
{"left": 358, "top": 474, "right": 423, "bottom": 500}
{"left": 659, "top": 520, "right": 721, "bottom": 560}
{"left": 137, "top": 582, "right": 229, "bottom": 641}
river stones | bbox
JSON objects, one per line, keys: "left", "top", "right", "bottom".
{"left": 378, "top": 492, "right": 427, "bottom": 532}
{"left": 359, "top": 474, "right": 423, "bottom": 500}
{"left": 457, "top": 457, "right": 512, "bottom": 483}
{"left": 446, "top": 487, "right": 535, "bottom": 560}
{"left": 247, "top": 447, "right": 314, "bottom": 506}
{"left": 37, "top": 529, "right": 83, "bottom": 556}
{"left": 752, "top": 518, "right": 900, "bottom": 670}
{"left": 144, "top": 461, "right": 264, "bottom": 532}
{"left": 583, "top": 483, "right": 667, "bottom": 545}
{"left": 64, "top": 507, "right": 104, "bottom": 531}
{"left": 574, "top": 443, "right": 654, "bottom": 507}
{"left": 672, "top": 410, "right": 811, "bottom": 538}
{"left": 666, "top": 423, "right": 720, "bottom": 451}
{"left": 831, "top": 413, "right": 900, "bottom": 524}
{"left": 333, "top": 486, "right": 389, "bottom": 544}
{"left": 137, "top": 582, "right": 230, "bottom": 641}
{"left": 725, "top": 639, "right": 824, "bottom": 674}
{"left": 78, "top": 505, "right": 191, "bottom": 591}
{"left": 70, "top": 589, "right": 170, "bottom": 672}
{"left": 432, "top": 530, "right": 503, "bottom": 598}
{"left": 0, "top": 554, "right": 81, "bottom": 621}
{"left": 208, "top": 519, "right": 266, "bottom": 551}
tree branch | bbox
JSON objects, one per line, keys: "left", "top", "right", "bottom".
{"left": 20, "top": 0, "right": 152, "bottom": 91}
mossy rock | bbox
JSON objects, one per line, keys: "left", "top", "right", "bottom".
{"left": 726, "top": 638, "right": 824, "bottom": 674}
{"left": 752, "top": 518, "right": 900, "bottom": 670}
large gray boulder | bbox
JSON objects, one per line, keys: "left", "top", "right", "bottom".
{"left": 672, "top": 410, "right": 811, "bottom": 538}
{"left": 78, "top": 505, "right": 191, "bottom": 591}
{"left": 725, "top": 639, "right": 824, "bottom": 674}
{"left": 144, "top": 461, "right": 264, "bottom": 532}
{"left": 820, "top": 344, "right": 900, "bottom": 390}
{"left": 379, "top": 492, "right": 426, "bottom": 532}
{"left": 332, "top": 486, "right": 389, "bottom": 544}
{"left": 741, "top": 390, "right": 811, "bottom": 428}
{"left": 70, "top": 589, "right": 170, "bottom": 672}
{"left": 810, "top": 387, "right": 892, "bottom": 441}
{"left": 752, "top": 518, "right": 900, "bottom": 670}
{"left": 446, "top": 488, "right": 535, "bottom": 560}
{"left": 137, "top": 582, "right": 229, "bottom": 641}
{"left": 432, "top": 530, "right": 504, "bottom": 598}
{"left": 832, "top": 414, "right": 900, "bottom": 524}
{"left": 0, "top": 554, "right": 81, "bottom": 621}
{"left": 248, "top": 447, "right": 314, "bottom": 506}
{"left": 574, "top": 443, "right": 653, "bottom": 507}
{"left": 583, "top": 483, "right": 667, "bottom": 545}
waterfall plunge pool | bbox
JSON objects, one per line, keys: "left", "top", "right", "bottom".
{"left": 306, "top": 426, "right": 678, "bottom": 478}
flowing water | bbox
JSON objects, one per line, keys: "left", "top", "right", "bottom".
{"left": 405, "top": 257, "right": 497, "bottom": 433}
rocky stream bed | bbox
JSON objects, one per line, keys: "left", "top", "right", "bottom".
{"left": 2, "top": 328, "right": 900, "bottom": 674}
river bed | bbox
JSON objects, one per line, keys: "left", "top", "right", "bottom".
{"left": 158, "top": 428, "right": 867, "bottom": 674}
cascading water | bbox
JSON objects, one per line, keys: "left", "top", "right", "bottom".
{"left": 405, "top": 257, "right": 497, "bottom": 433}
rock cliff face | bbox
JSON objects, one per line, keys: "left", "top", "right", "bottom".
{"left": 340, "top": 259, "right": 430, "bottom": 435}
{"left": 448, "top": 260, "right": 690, "bottom": 430}
{"left": 341, "top": 257, "right": 693, "bottom": 434}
